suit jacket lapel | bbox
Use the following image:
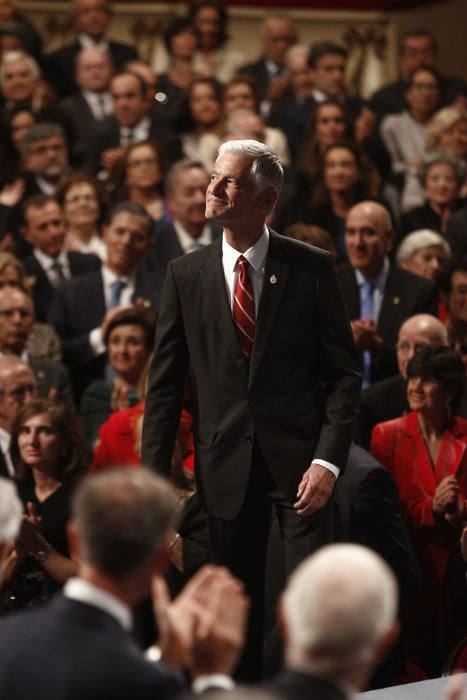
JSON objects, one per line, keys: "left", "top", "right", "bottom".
{"left": 202, "top": 240, "right": 249, "bottom": 375}
{"left": 377, "top": 265, "right": 401, "bottom": 338}
{"left": 249, "top": 231, "right": 288, "bottom": 387}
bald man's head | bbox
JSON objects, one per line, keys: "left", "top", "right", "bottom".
{"left": 397, "top": 314, "right": 448, "bottom": 377}
{"left": 261, "top": 16, "right": 296, "bottom": 66}
{"left": 345, "top": 202, "right": 394, "bottom": 279}
{"left": 75, "top": 45, "right": 113, "bottom": 92}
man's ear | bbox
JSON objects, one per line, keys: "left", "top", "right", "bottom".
{"left": 372, "top": 621, "right": 399, "bottom": 666}
{"left": 258, "top": 187, "right": 279, "bottom": 213}
{"left": 21, "top": 225, "right": 31, "bottom": 244}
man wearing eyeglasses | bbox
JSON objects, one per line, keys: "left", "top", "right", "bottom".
{"left": 0, "top": 287, "right": 74, "bottom": 409}
{"left": 0, "top": 356, "right": 36, "bottom": 479}
{"left": 356, "top": 313, "right": 451, "bottom": 448}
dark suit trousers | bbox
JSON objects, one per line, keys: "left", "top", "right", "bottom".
{"left": 208, "top": 439, "right": 334, "bottom": 682}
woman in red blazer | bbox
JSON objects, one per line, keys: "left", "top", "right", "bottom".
{"left": 371, "top": 345, "right": 467, "bottom": 676}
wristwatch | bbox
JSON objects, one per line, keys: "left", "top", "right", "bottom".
{"left": 32, "top": 543, "right": 52, "bottom": 563}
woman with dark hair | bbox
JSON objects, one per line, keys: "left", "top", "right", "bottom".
{"left": 56, "top": 172, "right": 107, "bottom": 261}
{"left": 275, "top": 140, "right": 375, "bottom": 262}
{"left": 0, "top": 106, "right": 36, "bottom": 185}
{"left": 157, "top": 16, "right": 199, "bottom": 121}
{"left": 110, "top": 142, "right": 170, "bottom": 231}
{"left": 0, "top": 399, "right": 86, "bottom": 610}
{"left": 189, "top": 0, "right": 244, "bottom": 83}
{"left": 371, "top": 346, "right": 467, "bottom": 675}
{"left": 80, "top": 306, "right": 156, "bottom": 451}
{"left": 180, "top": 76, "right": 224, "bottom": 170}
{"left": 301, "top": 99, "right": 354, "bottom": 181}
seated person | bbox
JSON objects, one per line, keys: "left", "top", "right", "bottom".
{"left": 80, "top": 306, "right": 155, "bottom": 451}
{"left": 396, "top": 229, "right": 450, "bottom": 285}
{"left": 371, "top": 346, "right": 467, "bottom": 676}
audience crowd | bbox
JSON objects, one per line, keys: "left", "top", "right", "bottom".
{"left": 0, "top": 0, "right": 466, "bottom": 694}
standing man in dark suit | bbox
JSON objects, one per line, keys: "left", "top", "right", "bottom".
{"left": 142, "top": 139, "right": 361, "bottom": 679}
{"left": 338, "top": 201, "right": 438, "bottom": 386}
{"left": 49, "top": 202, "right": 159, "bottom": 401}
{"left": 57, "top": 46, "right": 114, "bottom": 167}
{"left": 267, "top": 544, "right": 399, "bottom": 700}
{"left": 141, "top": 159, "right": 221, "bottom": 282}
{"left": 22, "top": 195, "right": 101, "bottom": 322}
{"left": 87, "top": 71, "right": 182, "bottom": 177}
{"left": 0, "top": 469, "right": 248, "bottom": 700}
{"left": 45, "top": 0, "right": 138, "bottom": 98}
{"left": 238, "top": 16, "right": 297, "bottom": 112}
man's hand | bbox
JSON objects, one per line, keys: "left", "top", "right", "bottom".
{"left": 266, "top": 75, "right": 290, "bottom": 102}
{"left": 294, "top": 462, "right": 336, "bottom": 516}
{"left": 152, "top": 565, "right": 249, "bottom": 676}
{"left": 0, "top": 179, "right": 24, "bottom": 208}
{"left": 350, "top": 319, "right": 382, "bottom": 351}
{"left": 101, "top": 147, "right": 125, "bottom": 171}
{"left": 433, "top": 476, "right": 459, "bottom": 515}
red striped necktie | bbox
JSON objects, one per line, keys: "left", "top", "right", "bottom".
{"left": 233, "top": 255, "right": 255, "bottom": 359}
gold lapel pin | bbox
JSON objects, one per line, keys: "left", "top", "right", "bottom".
{"left": 393, "top": 296, "right": 400, "bottom": 305}
{"left": 270, "top": 274, "right": 278, "bottom": 284}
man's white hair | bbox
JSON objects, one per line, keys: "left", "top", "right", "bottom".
{"left": 0, "top": 477, "right": 22, "bottom": 542}
{"left": 217, "top": 139, "right": 284, "bottom": 193}
{"left": 282, "top": 544, "right": 397, "bottom": 674}
{"left": 0, "top": 50, "right": 41, "bottom": 85}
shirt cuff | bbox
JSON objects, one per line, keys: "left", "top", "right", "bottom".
{"left": 192, "top": 675, "right": 235, "bottom": 693}
{"left": 312, "top": 459, "right": 340, "bottom": 479}
{"left": 89, "top": 327, "right": 106, "bottom": 356}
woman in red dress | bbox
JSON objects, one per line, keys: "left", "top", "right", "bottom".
{"left": 371, "top": 345, "right": 467, "bottom": 675}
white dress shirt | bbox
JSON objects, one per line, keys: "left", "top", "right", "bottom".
{"left": 64, "top": 577, "right": 132, "bottom": 631}
{"left": 0, "top": 427, "right": 14, "bottom": 477}
{"left": 82, "top": 89, "right": 113, "bottom": 120}
{"left": 355, "top": 256, "right": 390, "bottom": 324}
{"left": 88, "top": 265, "right": 136, "bottom": 356}
{"left": 221, "top": 227, "right": 339, "bottom": 478}
{"left": 173, "top": 221, "right": 212, "bottom": 254}
{"left": 33, "top": 249, "right": 71, "bottom": 287}
{"left": 120, "top": 117, "right": 150, "bottom": 146}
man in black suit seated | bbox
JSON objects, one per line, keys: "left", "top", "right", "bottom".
{"left": 370, "top": 29, "right": 466, "bottom": 121}
{"left": 57, "top": 46, "right": 114, "bottom": 168}
{"left": 0, "top": 356, "right": 36, "bottom": 479}
{"left": 45, "top": 0, "right": 138, "bottom": 98}
{"left": 141, "top": 159, "right": 220, "bottom": 282}
{"left": 22, "top": 195, "right": 101, "bottom": 322}
{"left": 267, "top": 543, "right": 399, "bottom": 700}
{"left": 0, "top": 468, "right": 248, "bottom": 700}
{"left": 49, "top": 201, "right": 159, "bottom": 401}
{"left": 19, "top": 123, "right": 70, "bottom": 201}
{"left": 356, "top": 314, "right": 448, "bottom": 449}
{"left": 87, "top": 71, "right": 182, "bottom": 177}
{"left": 338, "top": 201, "right": 438, "bottom": 386}
{"left": 238, "top": 15, "right": 297, "bottom": 111}
{"left": 0, "top": 287, "right": 74, "bottom": 408}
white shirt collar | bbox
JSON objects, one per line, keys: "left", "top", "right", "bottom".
{"left": 355, "top": 256, "right": 390, "bottom": 290}
{"left": 102, "top": 264, "right": 134, "bottom": 288}
{"left": 35, "top": 176, "right": 56, "bottom": 196}
{"left": 78, "top": 34, "right": 109, "bottom": 51}
{"left": 222, "top": 225, "right": 269, "bottom": 273}
{"left": 33, "top": 248, "right": 69, "bottom": 274}
{"left": 64, "top": 578, "right": 132, "bottom": 631}
{"left": 173, "top": 220, "right": 212, "bottom": 254}
{"left": 0, "top": 427, "right": 13, "bottom": 477}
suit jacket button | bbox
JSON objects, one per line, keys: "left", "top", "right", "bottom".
{"left": 245, "top": 434, "right": 252, "bottom": 443}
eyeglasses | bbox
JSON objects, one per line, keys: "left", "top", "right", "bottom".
{"left": 410, "top": 82, "right": 439, "bottom": 92}
{"left": 396, "top": 341, "right": 429, "bottom": 354}
{"left": 0, "top": 308, "right": 32, "bottom": 319}
{"left": 0, "top": 384, "right": 36, "bottom": 400}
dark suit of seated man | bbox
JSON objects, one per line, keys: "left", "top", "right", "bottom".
{"left": 49, "top": 201, "right": 161, "bottom": 402}
{"left": 140, "top": 160, "right": 221, "bottom": 283}
{"left": 265, "top": 543, "right": 399, "bottom": 700}
{"left": 338, "top": 201, "right": 438, "bottom": 387}
{"left": 0, "top": 287, "right": 74, "bottom": 409}
{"left": 0, "top": 469, "right": 248, "bottom": 700}
{"left": 22, "top": 195, "right": 101, "bottom": 323}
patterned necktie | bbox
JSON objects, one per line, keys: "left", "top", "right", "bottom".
{"left": 109, "top": 279, "right": 127, "bottom": 309}
{"left": 50, "top": 261, "right": 66, "bottom": 288}
{"left": 361, "top": 279, "right": 375, "bottom": 389}
{"left": 233, "top": 256, "right": 255, "bottom": 359}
